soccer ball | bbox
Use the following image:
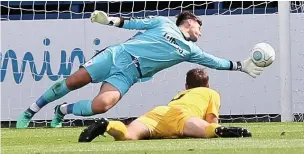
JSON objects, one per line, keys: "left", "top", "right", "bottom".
{"left": 251, "top": 43, "right": 275, "bottom": 67}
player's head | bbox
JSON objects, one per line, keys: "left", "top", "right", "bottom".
{"left": 176, "top": 11, "right": 202, "bottom": 42}
{"left": 185, "top": 68, "right": 209, "bottom": 89}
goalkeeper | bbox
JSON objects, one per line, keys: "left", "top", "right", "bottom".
{"left": 78, "top": 68, "right": 252, "bottom": 142}
{"left": 17, "top": 11, "right": 263, "bottom": 129}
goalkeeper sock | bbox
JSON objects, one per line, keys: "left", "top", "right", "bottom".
{"left": 106, "top": 121, "right": 128, "bottom": 141}
{"left": 67, "top": 100, "right": 95, "bottom": 116}
{"left": 43, "top": 79, "right": 71, "bottom": 102}
{"left": 205, "top": 123, "right": 221, "bottom": 138}
{"left": 29, "top": 80, "right": 71, "bottom": 113}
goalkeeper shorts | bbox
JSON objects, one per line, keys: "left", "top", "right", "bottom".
{"left": 81, "top": 45, "right": 140, "bottom": 96}
{"left": 137, "top": 106, "right": 192, "bottom": 139}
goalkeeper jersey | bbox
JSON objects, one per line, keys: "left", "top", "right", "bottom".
{"left": 119, "top": 16, "right": 231, "bottom": 79}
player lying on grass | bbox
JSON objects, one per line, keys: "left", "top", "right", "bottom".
{"left": 17, "top": 11, "right": 263, "bottom": 129}
{"left": 78, "top": 68, "right": 252, "bottom": 142}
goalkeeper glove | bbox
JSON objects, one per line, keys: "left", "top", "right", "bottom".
{"left": 90, "top": 10, "right": 110, "bottom": 24}
{"left": 235, "top": 57, "right": 264, "bottom": 78}
{"left": 90, "top": 10, "right": 120, "bottom": 26}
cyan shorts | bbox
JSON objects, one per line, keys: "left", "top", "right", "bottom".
{"left": 82, "top": 45, "right": 140, "bottom": 96}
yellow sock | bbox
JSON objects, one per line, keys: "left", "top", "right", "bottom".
{"left": 106, "top": 121, "right": 128, "bottom": 141}
{"left": 205, "top": 123, "right": 221, "bottom": 138}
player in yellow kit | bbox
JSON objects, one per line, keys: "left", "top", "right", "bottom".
{"left": 78, "top": 68, "right": 252, "bottom": 142}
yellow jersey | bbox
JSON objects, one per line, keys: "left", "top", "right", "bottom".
{"left": 168, "top": 87, "right": 221, "bottom": 119}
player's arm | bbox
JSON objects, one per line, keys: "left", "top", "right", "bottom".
{"left": 90, "top": 10, "right": 164, "bottom": 30}
{"left": 188, "top": 45, "right": 264, "bottom": 78}
{"left": 205, "top": 113, "right": 218, "bottom": 124}
{"left": 205, "top": 91, "right": 221, "bottom": 124}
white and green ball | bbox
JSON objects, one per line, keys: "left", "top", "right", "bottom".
{"left": 251, "top": 43, "right": 275, "bottom": 67}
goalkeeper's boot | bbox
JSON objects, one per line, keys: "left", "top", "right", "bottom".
{"left": 78, "top": 118, "right": 109, "bottom": 142}
{"left": 215, "top": 126, "right": 252, "bottom": 138}
{"left": 16, "top": 109, "right": 34, "bottom": 129}
{"left": 50, "top": 103, "right": 66, "bottom": 128}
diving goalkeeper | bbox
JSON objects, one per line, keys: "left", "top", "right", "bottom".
{"left": 78, "top": 68, "right": 252, "bottom": 142}
{"left": 17, "top": 11, "right": 263, "bottom": 129}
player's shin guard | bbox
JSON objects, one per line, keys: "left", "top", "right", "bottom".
{"left": 69, "top": 100, "right": 95, "bottom": 116}
{"left": 205, "top": 123, "right": 221, "bottom": 138}
{"left": 107, "top": 121, "right": 128, "bottom": 141}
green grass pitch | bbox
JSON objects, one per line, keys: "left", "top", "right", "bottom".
{"left": 1, "top": 122, "right": 304, "bottom": 154}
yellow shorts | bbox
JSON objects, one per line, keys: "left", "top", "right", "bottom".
{"left": 137, "top": 106, "right": 192, "bottom": 139}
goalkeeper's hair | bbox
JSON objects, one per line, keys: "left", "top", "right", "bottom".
{"left": 176, "top": 11, "right": 202, "bottom": 26}
{"left": 186, "top": 68, "right": 209, "bottom": 89}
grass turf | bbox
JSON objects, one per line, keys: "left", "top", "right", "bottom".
{"left": 1, "top": 122, "right": 304, "bottom": 154}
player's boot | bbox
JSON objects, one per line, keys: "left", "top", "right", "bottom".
{"left": 16, "top": 110, "right": 34, "bottom": 129}
{"left": 215, "top": 126, "right": 252, "bottom": 138}
{"left": 78, "top": 118, "right": 109, "bottom": 142}
{"left": 50, "top": 103, "right": 66, "bottom": 128}
{"left": 241, "top": 128, "right": 252, "bottom": 137}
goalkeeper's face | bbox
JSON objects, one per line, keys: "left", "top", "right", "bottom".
{"left": 188, "top": 20, "right": 201, "bottom": 42}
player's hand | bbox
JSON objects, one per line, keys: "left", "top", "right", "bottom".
{"left": 241, "top": 57, "right": 264, "bottom": 78}
{"left": 90, "top": 10, "right": 110, "bottom": 25}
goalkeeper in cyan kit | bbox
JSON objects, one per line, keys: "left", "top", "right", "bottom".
{"left": 79, "top": 68, "right": 252, "bottom": 142}
{"left": 17, "top": 11, "right": 263, "bottom": 129}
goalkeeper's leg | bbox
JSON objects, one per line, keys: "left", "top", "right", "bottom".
{"left": 16, "top": 67, "right": 92, "bottom": 129}
{"left": 51, "top": 47, "right": 139, "bottom": 128}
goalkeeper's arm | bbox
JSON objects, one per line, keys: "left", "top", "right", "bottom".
{"left": 189, "top": 45, "right": 264, "bottom": 78}
{"left": 90, "top": 10, "right": 164, "bottom": 30}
